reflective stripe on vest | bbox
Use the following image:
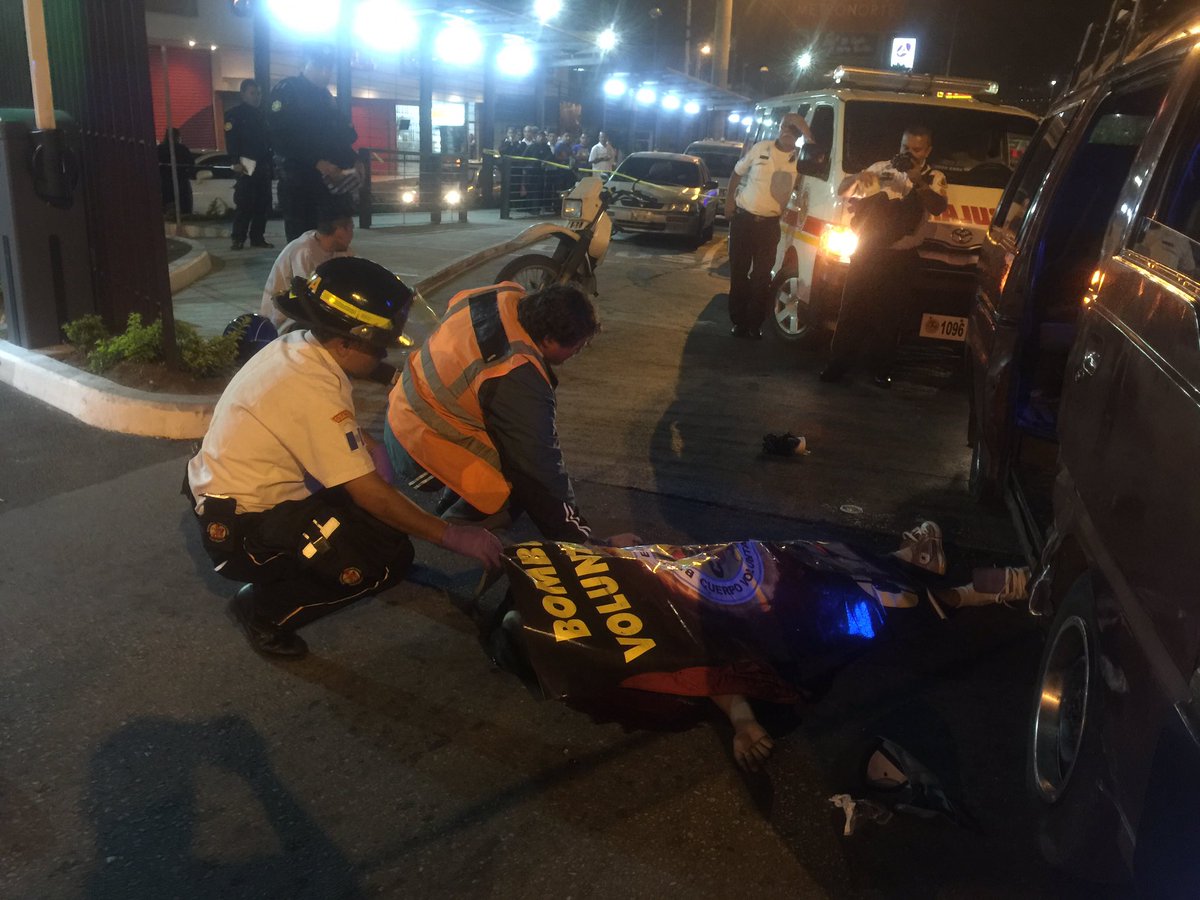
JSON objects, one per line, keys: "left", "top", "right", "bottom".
{"left": 388, "top": 285, "right": 550, "bottom": 513}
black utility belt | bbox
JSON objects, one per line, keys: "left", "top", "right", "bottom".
{"left": 738, "top": 208, "right": 780, "bottom": 220}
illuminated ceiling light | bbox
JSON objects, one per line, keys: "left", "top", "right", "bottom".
{"left": 210, "top": 43, "right": 218, "bottom": 51}
{"left": 796, "top": 50, "right": 814, "bottom": 70}
{"left": 436, "top": 18, "right": 482, "bottom": 65}
{"left": 603, "top": 77, "right": 627, "bottom": 98}
{"left": 267, "top": 0, "right": 341, "bottom": 37}
{"left": 353, "top": 0, "right": 419, "bottom": 53}
{"left": 533, "top": 0, "right": 562, "bottom": 23}
{"left": 741, "top": 115, "right": 752, "bottom": 126}
{"left": 597, "top": 27, "right": 618, "bottom": 52}
{"left": 661, "top": 94, "right": 680, "bottom": 111}
{"left": 635, "top": 86, "right": 656, "bottom": 105}
{"left": 496, "top": 37, "right": 534, "bottom": 77}
{"left": 727, "top": 112, "right": 741, "bottom": 123}
{"left": 187, "top": 39, "right": 196, "bottom": 47}
{"left": 684, "top": 100, "right": 701, "bottom": 115}
{"left": 699, "top": 43, "right": 711, "bottom": 55}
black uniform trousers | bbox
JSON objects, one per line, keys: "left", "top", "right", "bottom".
{"left": 728, "top": 208, "right": 781, "bottom": 333}
{"left": 192, "top": 485, "right": 414, "bottom": 632}
{"left": 827, "top": 247, "right": 920, "bottom": 378}
{"left": 231, "top": 170, "right": 272, "bottom": 244}
{"left": 278, "top": 169, "right": 348, "bottom": 242}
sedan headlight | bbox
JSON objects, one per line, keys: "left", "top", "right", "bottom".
{"left": 819, "top": 224, "right": 859, "bottom": 264}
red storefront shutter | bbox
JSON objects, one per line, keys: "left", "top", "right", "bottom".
{"left": 148, "top": 45, "right": 216, "bottom": 150}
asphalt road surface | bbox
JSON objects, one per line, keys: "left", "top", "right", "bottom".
{"left": 1, "top": 230, "right": 1131, "bottom": 898}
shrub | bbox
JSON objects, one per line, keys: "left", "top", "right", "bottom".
{"left": 177, "top": 320, "right": 240, "bottom": 377}
{"left": 64, "top": 313, "right": 240, "bottom": 378}
{"left": 62, "top": 314, "right": 109, "bottom": 351}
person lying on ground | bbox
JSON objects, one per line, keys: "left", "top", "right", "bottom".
{"left": 488, "top": 522, "right": 1030, "bottom": 771}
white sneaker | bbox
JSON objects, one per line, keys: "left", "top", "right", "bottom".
{"left": 892, "top": 521, "right": 946, "bottom": 575}
{"left": 938, "top": 566, "right": 1030, "bottom": 608}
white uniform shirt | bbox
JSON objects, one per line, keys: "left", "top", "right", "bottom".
{"left": 588, "top": 141, "right": 615, "bottom": 172}
{"left": 851, "top": 160, "right": 949, "bottom": 251}
{"left": 258, "top": 231, "right": 354, "bottom": 328}
{"left": 187, "top": 331, "right": 375, "bottom": 514}
{"left": 733, "top": 139, "right": 799, "bottom": 217}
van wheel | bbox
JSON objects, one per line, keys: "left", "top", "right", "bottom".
{"left": 1027, "top": 577, "right": 1127, "bottom": 883}
{"left": 770, "top": 271, "right": 823, "bottom": 346}
{"left": 968, "top": 440, "right": 1001, "bottom": 506}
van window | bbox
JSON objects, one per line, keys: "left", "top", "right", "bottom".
{"left": 1131, "top": 116, "right": 1200, "bottom": 285}
{"left": 808, "top": 105, "right": 834, "bottom": 180}
{"left": 842, "top": 101, "right": 1037, "bottom": 188}
{"left": 995, "top": 108, "right": 1080, "bottom": 243}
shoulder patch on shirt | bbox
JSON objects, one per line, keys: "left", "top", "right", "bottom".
{"left": 332, "top": 409, "right": 354, "bottom": 424}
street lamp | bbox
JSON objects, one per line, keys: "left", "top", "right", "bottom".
{"left": 597, "top": 27, "right": 618, "bottom": 53}
{"left": 796, "top": 50, "right": 814, "bottom": 71}
{"left": 533, "top": 0, "right": 562, "bottom": 23}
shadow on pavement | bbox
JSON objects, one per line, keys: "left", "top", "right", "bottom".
{"left": 84, "top": 715, "right": 361, "bottom": 900}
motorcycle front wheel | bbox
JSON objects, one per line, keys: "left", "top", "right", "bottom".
{"left": 496, "top": 254, "right": 566, "bottom": 293}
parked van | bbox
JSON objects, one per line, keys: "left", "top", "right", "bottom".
{"left": 754, "top": 68, "right": 1038, "bottom": 345}
{"left": 968, "top": 3, "right": 1200, "bottom": 890}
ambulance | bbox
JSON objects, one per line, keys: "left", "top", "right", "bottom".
{"left": 757, "top": 67, "right": 1039, "bottom": 346}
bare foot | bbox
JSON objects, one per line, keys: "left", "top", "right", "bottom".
{"left": 733, "top": 721, "right": 774, "bottom": 772}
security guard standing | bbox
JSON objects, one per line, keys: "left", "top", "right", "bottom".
{"left": 268, "top": 45, "right": 360, "bottom": 242}
{"left": 225, "top": 78, "right": 274, "bottom": 251}
{"left": 186, "top": 257, "right": 503, "bottom": 659}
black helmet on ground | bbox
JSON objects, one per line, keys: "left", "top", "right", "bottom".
{"left": 274, "top": 257, "right": 413, "bottom": 350}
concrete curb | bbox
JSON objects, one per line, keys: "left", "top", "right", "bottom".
{"left": 166, "top": 222, "right": 230, "bottom": 239}
{"left": 168, "top": 237, "right": 213, "bottom": 294}
{"left": 0, "top": 340, "right": 215, "bottom": 439}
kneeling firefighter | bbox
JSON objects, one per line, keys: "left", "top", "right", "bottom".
{"left": 384, "top": 280, "right": 638, "bottom": 547}
{"left": 185, "top": 257, "right": 503, "bottom": 659}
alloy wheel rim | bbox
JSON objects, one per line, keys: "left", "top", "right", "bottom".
{"left": 1032, "top": 614, "right": 1090, "bottom": 801}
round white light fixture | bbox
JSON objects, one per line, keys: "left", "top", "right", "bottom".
{"left": 187, "top": 39, "right": 196, "bottom": 47}
{"left": 727, "top": 112, "right": 741, "bottom": 123}
{"left": 533, "top": 0, "right": 562, "bottom": 23}
{"left": 597, "top": 27, "right": 618, "bottom": 52}
{"left": 353, "top": 0, "right": 419, "bottom": 53}
{"left": 684, "top": 100, "right": 701, "bottom": 115}
{"left": 635, "top": 86, "right": 656, "bottom": 105}
{"left": 266, "top": 0, "right": 340, "bottom": 36}
{"left": 661, "top": 94, "right": 681, "bottom": 111}
{"left": 497, "top": 36, "right": 535, "bottom": 77}
{"left": 603, "top": 77, "right": 627, "bottom": 98}
{"left": 741, "top": 115, "right": 753, "bottom": 127}
{"left": 796, "top": 50, "right": 814, "bottom": 70}
{"left": 436, "top": 18, "right": 482, "bottom": 64}
{"left": 210, "top": 43, "right": 218, "bottom": 51}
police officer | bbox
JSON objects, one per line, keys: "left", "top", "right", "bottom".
{"left": 225, "top": 78, "right": 274, "bottom": 251}
{"left": 268, "top": 45, "right": 360, "bottom": 242}
{"left": 185, "top": 257, "right": 504, "bottom": 659}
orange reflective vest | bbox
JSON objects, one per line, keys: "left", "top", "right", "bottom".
{"left": 387, "top": 284, "right": 550, "bottom": 514}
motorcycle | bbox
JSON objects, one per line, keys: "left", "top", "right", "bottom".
{"left": 494, "top": 176, "right": 612, "bottom": 295}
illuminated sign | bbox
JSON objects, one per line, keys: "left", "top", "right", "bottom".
{"left": 890, "top": 36, "right": 916, "bottom": 70}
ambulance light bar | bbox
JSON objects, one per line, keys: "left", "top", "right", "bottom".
{"left": 829, "top": 66, "right": 1000, "bottom": 98}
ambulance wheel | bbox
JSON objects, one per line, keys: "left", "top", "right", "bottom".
{"left": 496, "top": 254, "right": 562, "bottom": 293}
{"left": 769, "top": 270, "right": 822, "bottom": 346}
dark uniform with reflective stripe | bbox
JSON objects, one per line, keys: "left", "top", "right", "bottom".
{"left": 224, "top": 101, "right": 273, "bottom": 246}
{"left": 268, "top": 74, "right": 358, "bottom": 241}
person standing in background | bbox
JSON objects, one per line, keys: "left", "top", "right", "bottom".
{"left": 225, "top": 78, "right": 274, "bottom": 251}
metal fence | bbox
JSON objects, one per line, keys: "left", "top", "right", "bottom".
{"left": 357, "top": 148, "right": 475, "bottom": 228}
{"left": 493, "top": 154, "right": 602, "bottom": 219}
